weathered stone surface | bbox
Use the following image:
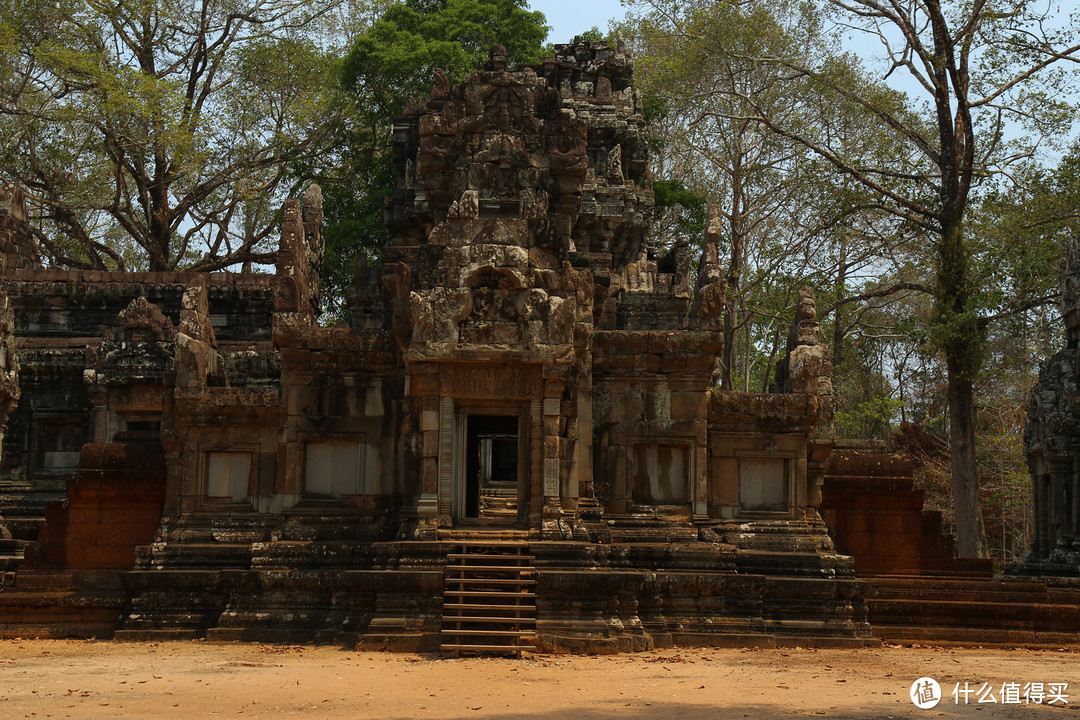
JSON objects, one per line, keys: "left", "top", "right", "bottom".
{"left": 1020, "top": 228, "right": 1080, "bottom": 575}
{"left": 0, "top": 184, "right": 39, "bottom": 270}
{"left": 0, "top": 40, "right": 915, "bottom": 651}
{"left": 822, "top": 449, "right": 992, "bottom": 576}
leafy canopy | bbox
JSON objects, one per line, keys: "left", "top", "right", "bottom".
{"left": 0, "top": 0, "right": 347, "bottom": 272}
{"left": 342, "top": 0, "right": 547, "bottom": 118}
{"left": 317, "top": 0, "right": 547, "bottom": 318}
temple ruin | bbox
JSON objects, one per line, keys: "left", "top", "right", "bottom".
{"left": 0, "top": 40, "right": 1078, "bottom": 651}
{"left": 1020, "top": 232, "right": 1080, "bottom": 576}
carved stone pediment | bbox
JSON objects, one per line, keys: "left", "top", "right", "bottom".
{"left": 97, "top": 297, "right": 176, "bottom": 385}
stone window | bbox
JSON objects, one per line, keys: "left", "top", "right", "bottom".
{"left": 206, "top": 452, "right": 251, "bottom": 501}
{"left": 121, "top": 414, "right": 161, "bottom": 439}
{"left": 739, "top": 457, "right": 788, "bottom": 511}
{"left": 304, "top": 441, "right": 365, "bottom": 496}
{"left": 37, "top": 418, "right": 83, "bottom": 470}
{"left": 632, "top": 444, "right": 688, "bottom": 505}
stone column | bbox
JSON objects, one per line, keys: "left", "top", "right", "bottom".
{"left": 436, "top": 395, "right": 454, "bottom": 525}
{"left": 417, "top": 398, "right": 439, "bottom": 521}
{"left": 530, "top": 399, "right": 544, "bottom": 527}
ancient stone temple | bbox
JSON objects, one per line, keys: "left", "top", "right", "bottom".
{"left": 1021, "top": 235, "right": 1080, "bottom": 576}
{"left": 0, "top": 40, "right": 872, "bottom": 650}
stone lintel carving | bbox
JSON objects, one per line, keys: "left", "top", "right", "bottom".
{"left": 113, "top": 296, "right": 176, "bottom": 344}
{"left": 95, "top": 296, "right": 177, "bottom": 387}
{"left": 438, "top": 362, "right": 543, "bottom": 400}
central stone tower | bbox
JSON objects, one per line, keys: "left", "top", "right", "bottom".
{"left": 351, "top": 42, "right": 725, "bottom": 540}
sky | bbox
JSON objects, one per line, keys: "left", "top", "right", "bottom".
{"left": 531, "top": 0, "right": 631, "bottom": 45}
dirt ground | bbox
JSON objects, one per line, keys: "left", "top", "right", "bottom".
{"left": 0, "top": 639, "right": 1077, "bottom": 719}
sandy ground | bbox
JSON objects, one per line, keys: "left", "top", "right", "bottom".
{"left": 0, "top": 640, "right": 1077, "bottom": 719}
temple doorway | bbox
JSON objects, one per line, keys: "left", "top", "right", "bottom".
{"left": 462, "top": 414, "right": 520, "bottom": 522}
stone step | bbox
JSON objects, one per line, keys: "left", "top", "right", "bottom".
{"left": 873, "top": 624, "right": 1080, "bottom": 647}
{"left": 0, "top": 538, "right": 27, "bottom": 556}
{"left": 870, "top": 576, "right": 1051, "bottom": 594}
{"left": 113, "top": 628, "right": 206, "bottom": 641}
{"left": 137, "top": 543, "right": 254, "bottom": 568}
{"left": 0, "top": 589, "right": 125, "bottom": 638}
{"left": 871, "top": 586, "right": 1055, "bottom": 604}
{"left": 0, "top": 516, "right": 45, "bottom": 541}
{"left": 869, "top": 598, "right": 1080, "bottom": 629}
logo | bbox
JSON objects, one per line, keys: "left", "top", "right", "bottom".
{"left": 911, "top": 677, "right": 942, "bottom": 709}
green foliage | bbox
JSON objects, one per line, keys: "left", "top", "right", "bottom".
{"left": 622, "top": 0, "right": 916, "bottom": 390}
{"left": 578, "top": 27, "right": 610, "bottom": 44}
{"left": 341, "top": 0, "right": 547, "bottom": 118}
{"left": 315, "top": 0, "right": 547, "bottom": 319}
{"left": 651, "top": 179, "right": 706, "bottom": 250}
{"left": 0, "top": 0, "right": 348, "bottom": 272}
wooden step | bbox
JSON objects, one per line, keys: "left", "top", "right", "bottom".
{"left": 443, "top": 603, "right": 536, "bottom": 612}
{"left": 442, "top": 589, "right": 535, "bottom": 598}
{"left": 442, "top": 616, "right": 536, "bottom": 624}
{"left": 445, "top": 577, "right": 535, "bottom": 585}
{"left": 441, "top": 543, "right": 538, "bottom": 656}
{"left": 439, "top": 644, "right": 537, "bottom": 653}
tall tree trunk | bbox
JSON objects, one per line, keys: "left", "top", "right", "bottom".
{"left": 832, "top": 232, "right": 847, "bottom": 374}
{"left": 742, "top": 302, "right": 752, "bottom": 392}
{"left": 721, "top": 176, "right": 744, "bottom": 391}
{"left": 947, "top": 373, "right": 988, "bottom": 557}
{"left": 937, "top": 216, "right": 989, "bottom": 558}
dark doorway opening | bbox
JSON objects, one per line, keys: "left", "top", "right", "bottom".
{"left": 465, "top": 415, "right": 520, "bottom": 521}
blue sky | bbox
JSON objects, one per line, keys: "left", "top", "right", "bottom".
{"left": 531, "top": 0, "right": 630, "bottom": 44}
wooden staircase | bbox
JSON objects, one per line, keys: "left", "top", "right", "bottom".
{"left": 440, "top": 543, "right": 537, "bottom": 656}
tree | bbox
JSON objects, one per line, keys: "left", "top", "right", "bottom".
{"left": 342, "top": 0, "right": 546, "bottom": 119}
{"left": 634, "top": 0, "right": 1080, "bottom": 557}
{"left": 301, "top": 0, "right": 547, "bottom": 317}
{"left": 0, "top": 0, "right": 354, "bottom": 272}
{"left": 623, "top": 0, "right": 917, "bottom": 392}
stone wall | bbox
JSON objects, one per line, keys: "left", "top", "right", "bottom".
{"left": 821, "top": 451, "right": 992, "bottom": 576}
{"left": 1021, "top": 224, "right": 1080, "bottom": 575}
{"left": 21, "top": 442, "right": 165, "bottom": 570}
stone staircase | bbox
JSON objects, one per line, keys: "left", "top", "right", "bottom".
{"left": 116, "top": 506, "right": 395, "bottom": 641}
{"left": 0, "top": 569, "right": 126, "bottom": 638}
{"left": 868, "top": 574, "right": 1080, "bottom": 646}
{"left": 440, "top": 543, "right": 537, "bottom": 655}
